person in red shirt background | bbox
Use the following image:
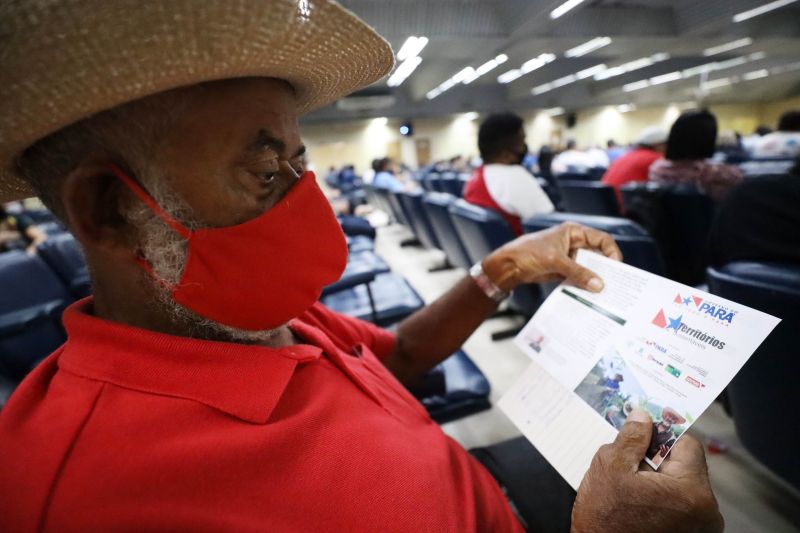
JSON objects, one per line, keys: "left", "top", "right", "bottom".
{"left": 0, "top": 1, "right": 723, "bottom": 532}
{"left": 601, "top": 126, "right": 668, "bottom": 209}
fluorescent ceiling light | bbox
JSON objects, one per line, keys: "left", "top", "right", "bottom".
{"left": 397, "top": 36, "right": 429, "bottom": 61}
{"left": 387, "top": 56, "right": 422, "bottom": 87}
{"left": 743, "top": 69, "right": 769, "bottom": 80}
{"left": 593, "top": 53, "right": 670, "bottom": 80}
{"left": 466, "top": 54, "right": 508, "bottom": 83}
{"left": 532, "top": 83, "right": 554, "bottom": 95}
{"left": 462, "top": 112, "right": 479, "bottom": 121}
{"left": 616, "top": 104, "right": 636, "bottom": 113}
{"left": 623, "top": 80, "right": 650, "bottom": 92}
{"left": 544, "top": 107, "right": 566, "bottom": 116}
{"left": 565, "top": 37, "right": 612, "bottom": 58}
{"left": 576, "top": 64, "right": 607, "bottom": 79}
{"left": 770, "top": 61, "right": 800, "bottom": 74}
{"left": 497, "top": 53, "right": 556, "bottom": 84}
{"left": 428, "top": 54, "right": 510, "bottom": 98}
{"left": 702, "top": 38, "right": 753, "bottom": 57}
{"left": 733, "top": 0, "right": 798, "bottom": 23}
{"left": 550, "top": 0, "right": 587, "bottom": 19}
{"left": 702, "top": 78, "right": 733, "bottom": 90}
{"left": 650, "top": 71, "right": 682, "bottom": 85}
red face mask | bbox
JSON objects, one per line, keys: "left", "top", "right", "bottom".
{"left": 111, "top": 165, "right": 347, "bottom": 331}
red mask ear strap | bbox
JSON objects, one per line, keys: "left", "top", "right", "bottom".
{"left": 109, "top": 164, "right": 192, "bottom": 239}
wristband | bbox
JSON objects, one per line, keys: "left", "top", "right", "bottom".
{"left": 470, "top": 262, "right": 510, "bottom": 303}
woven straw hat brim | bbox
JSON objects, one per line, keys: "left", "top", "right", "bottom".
{"left": 0, "top": 0, "right": 394, "bottom": 203}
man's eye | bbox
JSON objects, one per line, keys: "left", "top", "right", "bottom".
{"left": 259, "top": 172, "right": 277, "bottom": 184}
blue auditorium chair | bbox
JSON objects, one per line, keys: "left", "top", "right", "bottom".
{"left": 0, "top": 251, "right": 71, "bottom": 382}
{"left": 448, "top": 200, "right": 544, "bottom": 336}
{"left": 522, "top": 212, "right": 648, "bottom": 236}
{"left": 523, "top": 214, "right": 664, "bottom": 275}
{"left": 558, "top": 181, "right": 620, "bottom": 216}
{"left": 421, "top": 193, "right": 473, "bottom": 270}
{"left": 407, "top": 349, "right": 491, "bottom": 424}
{"left": 345, "top": 235, "right": 374, "bottom": 253}
{"left": 707, "top": 262, "right": 800, "bottom": 491}
{"left": 36, "top": 233, "right": 92, "bottom": 299}
{"left": 321, "top": 272, "right": 424, "bottom": 328}
{"left": 425, "top": 172, "right": 445, "bottom": 193}
{"left": 37, "top": 221, "right": 67, "bottom": 236}
{"left": 439, "top": 172, "right": 465, "bottom": 197}
{"left": 369, "top": 186, "right": 402, "bottom": 224}
{"left": 397, "top": 190, "right": 441, "bottom": 250}
{"left": 555, "top": 171, "right": 594, "bottom": 181}
{"left": 621, "top": 182, "right": 714, "bottom": 285}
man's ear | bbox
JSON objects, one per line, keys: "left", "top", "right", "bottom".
{"left": 62, "top": 159, "right": 137, "bottom": 257}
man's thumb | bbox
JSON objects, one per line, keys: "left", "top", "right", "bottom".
{"left": 612, "top": 409, "right": 653, "bottom": 468}
{"left": 562, "top": 259, "right": 604, "bottom": 293}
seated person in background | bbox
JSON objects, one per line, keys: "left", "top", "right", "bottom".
{"left": 649, "top": 110, "right": 743, "bottom": 201}
{"left": 752, "top": 110, "right": 800, "bottom": 159}
{"left": 741, "top": 125, "right": 772, "bottom": 155}
{"left": 606, "top": 139, "right": 627, "bottom": 163}
{"left": 601, "top": 126, "right": 667, "bottom": 206}
{"left": 372, "top": 156, "right": 412, "bottom": 192}
{"left": 463, "top": 112, "right": 554, "bottom": 236}
{"left": 551, "top": 139, "right": 595, "bottom": 175}
{"left": 0, "top": 2, "right": 724, "bottom": 531}
{"left": 586, "top": 145, "right": 610, "bottom": 169}
{"left": 0, "top": 204, "right": 47, "bottom": 254}
{"left": 708, "top": 157, "right": 800, "bottom": 267}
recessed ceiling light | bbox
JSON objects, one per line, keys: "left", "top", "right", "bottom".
{"left": 702, "top": 38, "right": 753, "bottom": 57}
{"left": 550, "top": 0, "right": 587, "bottom": 19}
{"left": 565, "top": 37, "right": 612, "bottom": 58}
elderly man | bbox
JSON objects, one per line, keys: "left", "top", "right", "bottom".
{"left": 0, "top": 1, "right": 723, "bottom": 532}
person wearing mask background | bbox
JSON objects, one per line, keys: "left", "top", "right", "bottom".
{"left": 601, "top": 126, "right": 667, "bottom": 207}
{"left": 0, "top": 204, "right": 48, "bottom": 255}
{"left": 463, "top": 112, "right": 554, "bottom": 236}
{"left": 649, "top": 110, "right": 743, "bottom": 201}
{"left": 752, "top": 110, "right": 800, "bottom": 159}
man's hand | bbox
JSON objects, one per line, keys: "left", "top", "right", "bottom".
{"left": 482, "top": 222, "right": 623, "bottom": 293}
{"left": 571, "top": 410, "right": 724, "bottom": 533}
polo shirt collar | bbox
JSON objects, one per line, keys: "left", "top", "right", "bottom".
{"left": 58, "top": 298, "right": 323, "bottom": 424}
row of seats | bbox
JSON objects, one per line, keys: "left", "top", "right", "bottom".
{"left": 365, "top": 184, "right": 666, "bottom": 338}
{"left": 417, "top": 171, "right": 470, "bottom": 197}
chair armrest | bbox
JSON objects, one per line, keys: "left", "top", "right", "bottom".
{"left": 0, "top": 300, "right": 64, "bottom": 336}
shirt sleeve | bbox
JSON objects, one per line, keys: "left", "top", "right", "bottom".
{"left": 483, "top": 165, "right": 555, "bottom": 220}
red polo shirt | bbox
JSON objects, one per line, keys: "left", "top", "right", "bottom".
{"left": 0, "top": 299, "right": 521, "bottom": 532}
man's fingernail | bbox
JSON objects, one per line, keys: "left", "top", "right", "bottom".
{"left": 587, "top": 277, "right": 603, "bottom": 292}
{"left": 627, "top": 408, "right": 651, "bottom": 424}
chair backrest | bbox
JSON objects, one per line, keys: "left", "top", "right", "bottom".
{"left": 558, "top": 181, "right": 620, "bottom": 216}
{"left": 556, "top": 171, "right": 594, "bottom": 181}
{"left": 37, "top": 221, "right": 67, "bottom": 236}
{"left": 425, "top": 172, "right": 445, "bottom": 192}
{"left": 523, "top": 214, "right": 663, "bottom": 275}
{"left": 398, "top": 191, "right": 441, "bottom": 250}
{"left": 366, "top": 185, "right": 396, "bottom": 222}
{"left": 448, "top": 199, "right": 516, "bottom": 264}
{"left": 522, "top": 212, "right": 648, "bottom": 236}
{"left": 36, "top": 233, "right": 91, "bottom": 298}
{"left": 0, "top": 251, "right": 71, "bottom": 381}
{"left": 706, "top": 262, "right": 800, "bottom": 490}
{"left": 438, "top": 172, "right": 463, "bottom": 197}
{"left": 387, "top": 190, "right": 415, "bottom": 231}
{"left": 621, "top": 182, "right": 714, "bottom": 285}
{"left": 422, "top": 193, "right": 473, "bottom": 270}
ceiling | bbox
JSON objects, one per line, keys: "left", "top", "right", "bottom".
{"left": 302, "top": 0, "right": 800, "bottom": 123}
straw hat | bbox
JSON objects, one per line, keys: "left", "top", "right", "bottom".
{"left": 661, "top": 406, "right": 686, "bottom": 425}
{"left": 0, "top": 0, "right": 394, "bottom": 202}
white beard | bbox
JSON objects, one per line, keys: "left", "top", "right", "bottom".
{"left": 122, "top": 173, "right": 282, "bottom": 344}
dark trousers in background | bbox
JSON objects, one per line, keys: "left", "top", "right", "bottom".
{"left": 471, "top": 436, "right": 576, "bottom": 533}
